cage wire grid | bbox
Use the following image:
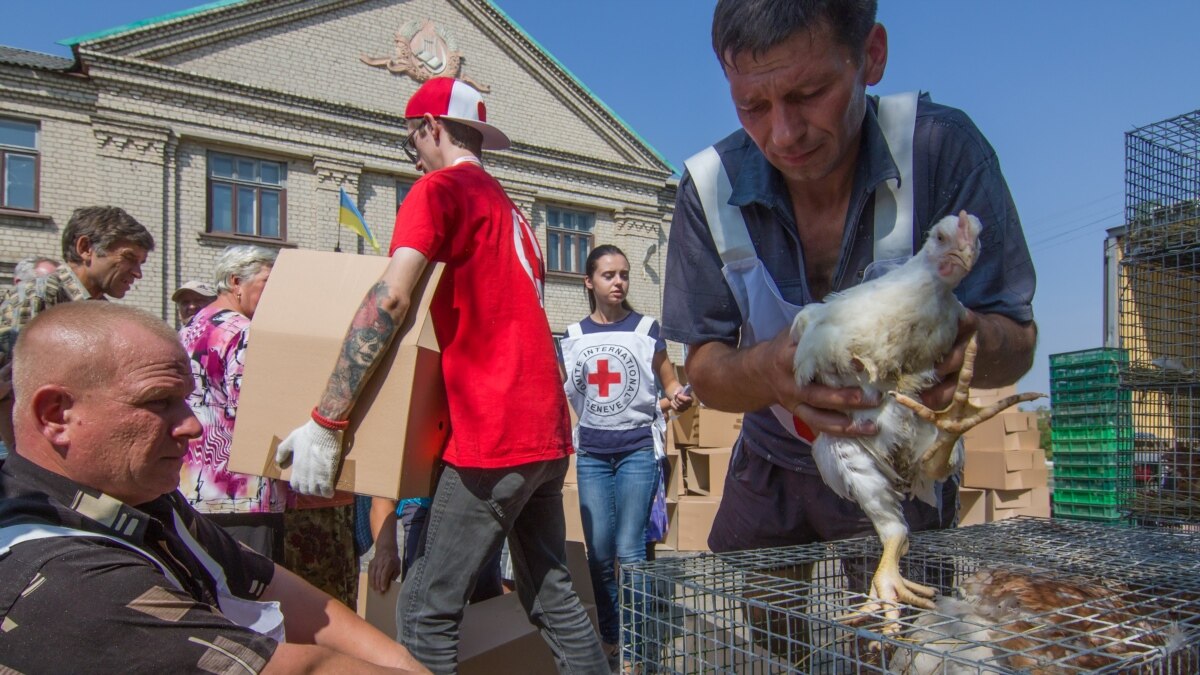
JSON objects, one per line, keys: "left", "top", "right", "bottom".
{"left": 1120, "top": 107, "right": 1200, "bottom": 525}
{"left": 622, "top": 518, "right": 1200, "bottom": 674}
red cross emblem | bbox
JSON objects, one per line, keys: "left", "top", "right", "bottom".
{"left": 587, "top": 359, "right": 623, "bottom": 397}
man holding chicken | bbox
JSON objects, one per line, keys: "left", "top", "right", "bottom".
{"left": 661, "top": 0, "right": 1037, "bottom": 557}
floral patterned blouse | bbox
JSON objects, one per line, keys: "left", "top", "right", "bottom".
{"left": 179, "top": 304, "right": 285, "bottom": 514}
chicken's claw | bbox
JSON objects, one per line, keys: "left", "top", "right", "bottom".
{"left": 888, "top": 334, "right": 1045, "bottom": 479}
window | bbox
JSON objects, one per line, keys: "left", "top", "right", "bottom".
{"left": 546, "top": 206, "right": 594, "bottom": 274}
{"left": 207, "top": 152, "right": 287, "bottom": 239}
{"left": 0, "top": 118, "right": 39, "bottom": 211}
{"left": 396, "top": 180, "right": 413, "bottom": 206}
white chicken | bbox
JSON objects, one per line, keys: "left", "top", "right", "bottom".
{"left": 790, "top": 211, "right": 1041, "bottom": 625}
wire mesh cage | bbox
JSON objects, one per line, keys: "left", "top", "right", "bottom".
{"left": 1119, "top": 108, "right": 1200, "bottom": 525}
{"left": 623, "top": 518, "right": 1200, "bottom": 674}
{"left": 1124, "top": 110, "right": 1200, "bottom": 257}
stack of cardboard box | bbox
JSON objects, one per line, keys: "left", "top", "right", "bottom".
{"left": 958, "top": 386, "right": 1051, "bottom": 525}
{"left": 663, "top": 405, "right": 742, "bottom": 552}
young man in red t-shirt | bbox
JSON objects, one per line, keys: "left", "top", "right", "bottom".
{"left": 277, "top": 77, "right": 607, "bottom": 674}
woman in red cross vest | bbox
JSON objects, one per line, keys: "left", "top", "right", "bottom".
{"left": 559, "top": 244, "right": 692, "bottom": 670}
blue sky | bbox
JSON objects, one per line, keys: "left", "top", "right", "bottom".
{"left": 5, "top": 1, "right": 1200, "bottom": 401}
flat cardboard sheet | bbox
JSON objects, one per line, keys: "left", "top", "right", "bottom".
{"left": 228, "top": 249, "right": 448, "bottom": 499}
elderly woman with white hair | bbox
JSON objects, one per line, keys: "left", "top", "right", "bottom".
{"left": 179, "top": 244, "right": 286, "bottom": 561}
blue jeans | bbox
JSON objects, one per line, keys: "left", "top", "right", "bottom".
{"left": 575, "top": 447, "right": 657, "bottom": 647}
{"left": 398, "top": 458, "right": 607, "bottom": 675}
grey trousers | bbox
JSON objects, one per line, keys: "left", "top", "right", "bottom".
{"left": 397, "top": 456, "right": 608, "bottom": 674}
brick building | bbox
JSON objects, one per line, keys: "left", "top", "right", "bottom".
{"left": 0, "top": 0, "right": 678, "bottom": 336}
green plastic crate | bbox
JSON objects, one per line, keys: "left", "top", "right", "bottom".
{"left": 1051, "top": 412, "right": 1130, "bottom": 429}
{"left": 1052, "top": 462, "right": 1130, "bottom": 480}
{"left": 1050, "top": 443, "right": 1131, "bottom": 458}
{"left": 1053, "top": 477, "right": 1124, "bottom": 493}
{"left": 1049, "top": 401, "right": 1131, "bottom": 417}
{"left": 1049, "top": 348, "right": 1129, "bottom": 368}
{"left": 1049, "top": 362, "right": 1122, "bottom": 381}
{"left": 1050, "top": 426, "right": 1133, "bottom": 442}
{"left": 1053, "top": 488, "right": 1121, "bottom": 506}
{"left": 1052, "top": 506, "right": 1126, "bottom": 523}
{"left": 1051, "top": 499, "right": 1124, "bottom": 520}
{"left": 1050, "top": 388, "right": 1132, "bottom": 405}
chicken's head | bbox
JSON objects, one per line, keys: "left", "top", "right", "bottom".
{"left": 923, "top": 211, "right": 982, "bottom": 286}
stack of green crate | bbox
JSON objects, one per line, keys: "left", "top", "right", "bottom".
{"left": 1049, "top": 348, "right": 1133, "bottom": 523}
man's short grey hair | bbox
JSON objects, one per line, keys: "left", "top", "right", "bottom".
{"left": 13, "top": 302, "right": 180, "bottom": 409}
{"left": 12, "top": 256, "right": 58, "bottom": 285}
{"left": 212, "top": 245, "right": 278, "bottom": 294}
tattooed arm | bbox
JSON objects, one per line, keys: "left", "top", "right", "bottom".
{"left": 315, "top": 247, "right": 430, "bottom": 421}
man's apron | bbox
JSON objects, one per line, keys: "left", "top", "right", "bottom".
{"left": 561, "top": 315, "right": 666, "bottom": 457}
{"left": 682, "top": 92, "right": 918, "bottom": 450}
{"left": 0, "top": 511, "right": 287, "bottom": 641}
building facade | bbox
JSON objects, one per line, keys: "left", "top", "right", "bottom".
{"left": 0, "top": 0, "right": 678, "bottom": 336}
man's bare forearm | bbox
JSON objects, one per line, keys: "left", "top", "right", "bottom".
{"left": 317, "top": 282, "right": 410, "bottom": 420}
{"left": 970, "top": 314, "right": 1038, "bottom": 388}
{"left": 685, "top": 339, "right": 782, "bottom": 412}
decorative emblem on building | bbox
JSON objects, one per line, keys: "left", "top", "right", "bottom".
{"left": 360, "top": 19, "right": 491, "bottom": 92}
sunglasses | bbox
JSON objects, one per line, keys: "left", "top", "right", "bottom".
{"left": 402, "top": 119, "right": 428, "bottom": 164}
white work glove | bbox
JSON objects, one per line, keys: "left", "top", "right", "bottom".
{"left": 275, "top": 419, "right": 343, "bottom": 498}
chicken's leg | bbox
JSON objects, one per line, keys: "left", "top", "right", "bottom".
{"left": 839, "top": 533, "right": 936, "bottom": 638}
{"left": 890, "top": 333, "right": 1045, "bottom": 480}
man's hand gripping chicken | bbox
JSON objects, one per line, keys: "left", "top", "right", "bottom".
{"left": 788, "top": 211, "right": 1043, "bottom": 632}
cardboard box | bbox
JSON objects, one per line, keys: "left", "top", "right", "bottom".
{"left": 674, "top": 496, "right": 721, "bottom": 551}
{"left": 963, "top": 449, "right": 1048, "bottom": 491}
{"left": 670, "top": 406, "right": 699, "bottom": 447}
{"left": 1022, "top": 485, "right": 1051, "bottom": 517}
{"left": 990, "top": 488, "right": 1033, "bottom": 510}
{"left": 1004, "top": 428, "right": 1042, "bottom": 452}
{"left": 968, "top": 385, "right": 1018, "bottom": 408}
{"left": 563, "top": 452, "right": 577, "bottom": 486}
{"left": 963, "top": 416, "right": 1005, "bottom": 452}
{"left": 458, "top": 540, "right": 597, "bottom": 674}
{"left": 666, "top": 448, "right": 685, "bottom": 499}
{"left": 562, "top": 483, "right": 584, "bottom": 543}
{"left": 356, "top": 570, "right": 401, "bottom": 639}
{"left": 685, "top": 446, "right": 731, "bottom": 496}
{"left": 229, "top": 250, "right": 449, "bottom": 499}
{"left": 697, "top": 408, "right": 742, "bottom": 448}
{"left": 656, "top": 498, "right": 679, "bottom": 551}
{"left": 958, "top": 487, "right": 987, "bottom": 526}
{"left": 1001, "top": 411, "right": 1033, "bottom": 433}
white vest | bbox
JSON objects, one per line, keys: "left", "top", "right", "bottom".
{"left": 561, "top": 315, "right": 665, "bottom": 455}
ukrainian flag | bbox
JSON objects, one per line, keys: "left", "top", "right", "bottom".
{"left": 338, "top": 188, "right": 380, "bottom": 252}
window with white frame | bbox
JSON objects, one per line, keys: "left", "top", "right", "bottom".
{"left": 546, "top": 206, "right": 594, "bottom": 274}
{"left": 0, "top": 118, "right": 39, "bottom": 212}
{"left": 207, "top": 152, "right": 287, "bottom": 239}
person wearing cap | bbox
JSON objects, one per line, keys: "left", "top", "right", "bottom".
{"left": 172, "top": 280, "right": 218, "bottom": 326}
{"left": 275, "top": 77, "right": 607, "bottom": 673}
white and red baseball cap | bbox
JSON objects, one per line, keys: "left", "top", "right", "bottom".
{"left": 405, "top": 77, "right": 510, "bottom": 150}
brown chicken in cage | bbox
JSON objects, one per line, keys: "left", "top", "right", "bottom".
{"left": 883, "top": 569, "right": 1190, "bottom": 674}
{"left": 1165, "top": 441, "right": 1200, "bottom": 496}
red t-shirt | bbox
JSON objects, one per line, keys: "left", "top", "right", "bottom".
{"left": 389, "top": 161, "right": 572, "bottom": 468}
